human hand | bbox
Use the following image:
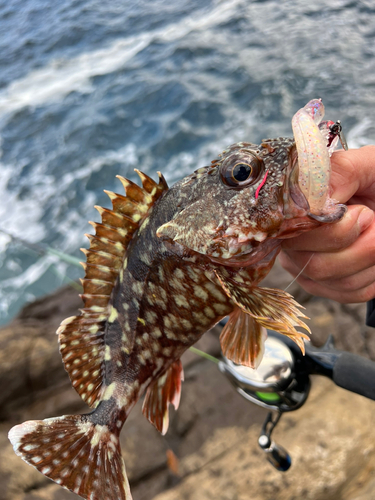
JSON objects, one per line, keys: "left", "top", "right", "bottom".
{"left": 280, "top": 145, "right": 375, "bottom": 303}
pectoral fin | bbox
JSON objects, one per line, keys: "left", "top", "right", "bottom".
{"left": 142, "top": 360, "right": 184, "bottom": 435}
{"left": 215, "top": 270, "right": 310, "bottom": 354}
{"left": 220, "top": 307, "right": 267, "bottom": 368}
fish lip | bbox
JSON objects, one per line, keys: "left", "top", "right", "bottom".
{"left": 207, "top": 240, "right": 281, "bottom": 268}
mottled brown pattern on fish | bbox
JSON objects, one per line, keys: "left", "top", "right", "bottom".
{"left": 9, "top": 135, "right": 345, "bottom": 500}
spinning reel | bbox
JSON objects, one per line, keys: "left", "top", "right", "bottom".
{"left": 219, "top": 331, "right": 375, "bottom": 471}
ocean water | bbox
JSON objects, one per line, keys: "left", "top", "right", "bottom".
{"left": 1, "top": 0, "right": 375, "bottom": 324}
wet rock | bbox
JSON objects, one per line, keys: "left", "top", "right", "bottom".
{"left": 0, "top": 285, "right": 82, "bottom": 421}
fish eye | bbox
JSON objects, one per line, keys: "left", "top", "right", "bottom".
{"left": 220, "top": 152, "right": 263, "bottom": 188}
{"left": 232, "top": 163, "right": 252, "bottom": 182}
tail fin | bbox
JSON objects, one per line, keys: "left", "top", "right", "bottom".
{"left": 8, "top": 414, "right": 132, "bottom": 500}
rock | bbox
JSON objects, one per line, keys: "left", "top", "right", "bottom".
{"left": 0, "top": 285, "right": 82, "bottom": 421}
{"left": 151, "top": 378, "right": 375, "bottom": 500}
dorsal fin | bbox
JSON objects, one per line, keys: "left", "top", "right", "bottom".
{"left": 57, "top": 171, "right": 168, "bottom": 408}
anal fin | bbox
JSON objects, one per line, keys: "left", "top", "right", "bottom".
{"left": 220, "top": 307, "right": 267, "bottom": 369}
{"left": 142, "top": 360, "right": 184, "bottom": 435}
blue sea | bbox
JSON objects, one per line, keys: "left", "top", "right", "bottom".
{"left": 1, "top": 0, "right": 375, "bottom": 324}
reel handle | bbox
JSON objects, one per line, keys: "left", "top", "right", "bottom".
{"left": 258, "top": 434, "right": 291, "bottom": 472}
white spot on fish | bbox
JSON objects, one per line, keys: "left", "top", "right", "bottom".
{"left": 108, "top": 306, "right": 118, "bottom": 323}
{"left": 90, "top": 425, "right": 109, "bottom": 447}
{"left": 204, "top": 282, "right": 227, "bottom": 302}
{"left": 23, "top": 444, "right": 39, "bottom": 451}
{"left": 193, "top": 285, "right": 208, "bottom": 301}
{"left": 102, "top": 383, "right": 116, "bottom": 401}
{"left": 145, "top": 310, "right": 158, "bottom": 323}
{"left": 61, "top": 467, "right": 70, "bottom": 477}
{"left": 89, "top": 324, "right": 99, "bottom": 334}
{"left": 174, "top": 268, "right": 185, "bottom": 280}
{"left": 163, "top": 316, "right": 172, "bottom": 329}
{"left": 181, "top": 318, "right": 192, "bottom": 329}
{"left": 144, "top": 350, "right": 152, "bottom": 359}
{"left": 153, "top": 327, "right": 162, "bottom": 338}
{"left": 105, "top": 345, "right": 111, "bottom": 361}
{"left": 193, "top": 311, "right": 210, "bottom": 325}
{"left": 138, "top": 354, "right": 147, "bottom": 365}
{"left": 158, "top": 287, "right": 167, "bottom": 301}
{"left": 213, "top": 303, "right": 229, "bottom": 315}
{"left": 132, "top": 281, "right": 143, "bottom": 294}
{"left": 204, "top": 306, "right": 215, "bottom": 318}
{"left": 174, "top": 295, "right": 189, "bottom": 308}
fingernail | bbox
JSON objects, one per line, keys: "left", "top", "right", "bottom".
{"left": 358, "top": 207, "right": 374, "bottom": 232}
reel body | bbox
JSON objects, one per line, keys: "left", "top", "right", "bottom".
{"left": 218, "top": 331, "right": 375, "bottom": 471}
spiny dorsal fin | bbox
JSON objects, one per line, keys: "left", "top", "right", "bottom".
{"left": 57, "top": 171, "right": 168, "bottom": 408}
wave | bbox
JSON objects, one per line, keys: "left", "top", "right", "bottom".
{"left": 0, "top": 0, "right": 243, "bottom": 117}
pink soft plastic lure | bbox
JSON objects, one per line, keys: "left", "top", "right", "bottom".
{"left": 292, "top": 98, "right": 339, "bottom": 214}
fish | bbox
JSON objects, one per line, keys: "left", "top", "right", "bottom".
{"left": 8, "top": 98, "right": 346, "bottom": 500}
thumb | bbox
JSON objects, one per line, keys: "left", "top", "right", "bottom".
{"left": 330, "top": 146, "right": 375, "bottom": 202}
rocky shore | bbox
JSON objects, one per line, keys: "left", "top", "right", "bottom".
{"left": 1, "top": 260, "right": 375, "bottom": 500}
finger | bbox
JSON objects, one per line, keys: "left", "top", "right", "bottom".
{"left": 330, "top": 145, "right": 375, "bottom": 203}
{"left": 285, "top": 272, "right": 375, "bottom": 304}
{"left": 279, "top": 252, "right": 375, "bottom": 294}
{"left": 282, "top": 205, "right": 374, "bottom": 252}
{"left": 280, "top": 219, "right": 375, "bottom": 282}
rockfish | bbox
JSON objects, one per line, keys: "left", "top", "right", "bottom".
{"left": 8, "top": 99, "right": 345, "bottom": 499}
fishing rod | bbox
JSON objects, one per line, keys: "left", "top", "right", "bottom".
{"left": 218, "top": 330, "right": 375, "bottom": 471}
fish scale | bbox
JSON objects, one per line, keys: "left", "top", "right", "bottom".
{"left": 8, "top": 100, "right": 346, "bottom": 500}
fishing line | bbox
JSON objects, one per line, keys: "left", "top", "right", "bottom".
{"left": 284, "top": 252, "right": 315, "bottom": 291}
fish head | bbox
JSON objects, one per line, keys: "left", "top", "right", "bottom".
{"left": 157, "top": 101, "right": 345, "bottom": 266}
